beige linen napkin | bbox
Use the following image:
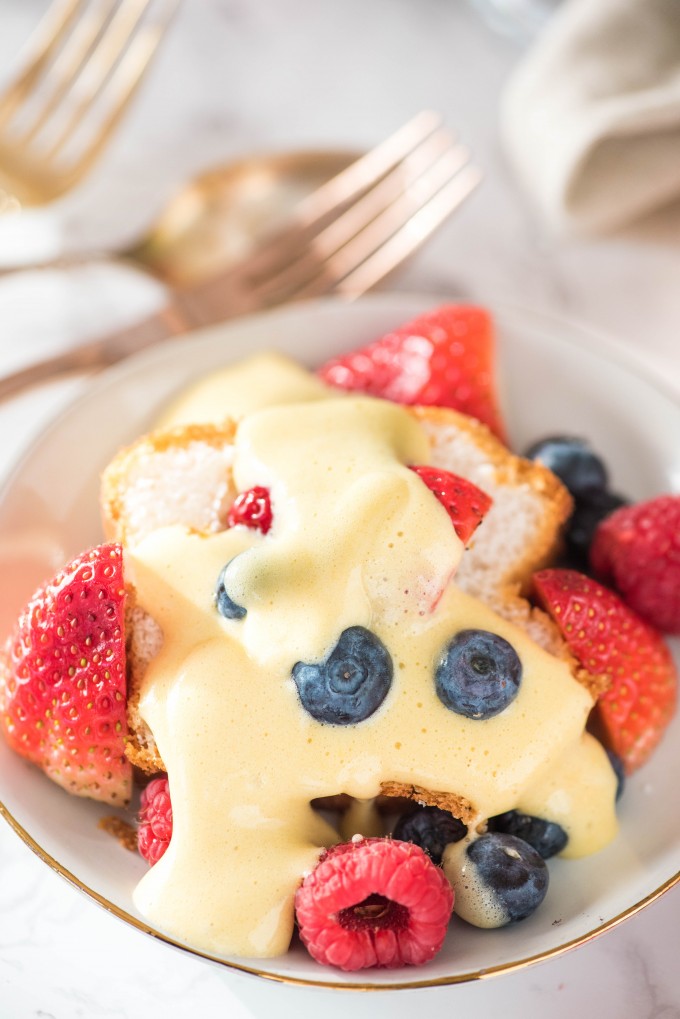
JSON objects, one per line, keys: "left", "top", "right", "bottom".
{"left": 501, "top": 0, "right": 680, "bottom": 234}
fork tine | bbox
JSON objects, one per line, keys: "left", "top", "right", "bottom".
{"left": 205, "top": 110, "right": 446, "bottom": 288}
{"left": 42, "top": 0, "right": 160, "bottom": 162}
{"left": 18, "top": 0, "right": 119, "bottom": 148}
{"left": 248, "top": 146, "right": 476, "bottom": 308}
{"left": 247, "top": 131, "right": 466, "bottom": 298}
{"left": 0, "top": 0, "right": 86, "bottom": 128}
{"left": 333, "top": 165, "right": 483, "bottom": 296}
{"left": 53, "top": 0, "right": 181, "bottom": 175}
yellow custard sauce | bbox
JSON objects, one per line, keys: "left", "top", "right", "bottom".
{"left": 126, "top": 354, "right": 617, "bottom": 959}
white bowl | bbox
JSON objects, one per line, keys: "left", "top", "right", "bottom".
{"left": 0, "top": 293, "right": 678, "bottom": 990}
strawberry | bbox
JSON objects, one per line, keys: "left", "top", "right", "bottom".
{"left": 590, "top": 494, "right": 680, "bottom": 634}
{"left": 410, "top": 465, "right": 492, "bottom": 544}
{"left": 317, "top": 305, "right": 507, "bottom": 442}
{"left": 0, "top": 543, "right": 131, "bottom": 804}
{"left": 533, "top": 568, "right": 677, "bottom": 773}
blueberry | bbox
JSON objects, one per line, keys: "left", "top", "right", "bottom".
{"left": 292, "top": 626, "right": 392, "bottom": 725}
{"left": 488, "top": 810, "right": 568, "bottom": 859}
{"left": 393, "top": 806, "right": 467, "bottom": 865}
{"left": 465, "top": 832, "right": 548, "bottom": 925}
{"left": 605, "top": 748, "right": 626, "bottom": 801}
{"left": 564, "top": 489, "right": 629, "bottom": 569}
{"left": 524, "top": 436, "right": 608, "bottom": 498}
{"left": 214, "top": 562, "right": 247, "bottom": 620}
{"left": 436, "top": 629, "right": 522, "bottom": 720}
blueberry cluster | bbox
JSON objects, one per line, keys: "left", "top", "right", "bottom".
{"left": 524, "top": 435, "right": 628, "bottom": 570}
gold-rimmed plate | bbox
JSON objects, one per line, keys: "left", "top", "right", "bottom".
{"left": 0, "top": 293, "right": 678, "bottom": 989}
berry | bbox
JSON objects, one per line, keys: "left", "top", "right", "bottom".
{"left": 227, "top": 486, "right": 273, "bottom": 535}
{"left": 445, "top": 833, "right": 548, "bottom": 928}
{"left": 393, "top": 806, "right": 467, "bottom": 865}
{"left": 435, "top": 629, "right": 522, "bottom": 720}
{"left": 214, "top": 562, "right": 246, "bottom": 620}
{"left": 294, "top": 837, "right": 454, "bottom": 970}
{"left": 292, "top": 627, "right": 392, "bottom": 725}
{"left": 564, "top": 489, "right": 629, "bottom": 569}
{"left": 524, "top": 435, "right": 608, "bottom": 498}
{"left": 590, "top": 494, "right": 680, "bottom": 634}
{"left": 533, "top": 569, "right": 677, "bottom": 773}
{"left": 317, "top": 305, "right": 507, "bottom": 441}
{"left": 488, "top": 810, "right": 567, "bottom": 859}
{"left": 0, "top": 544, "right": 131, "bottom": 804}
{"left": 138, "top": 776, "right": 173, "bottom": 865}
{"left": 605, "top": 748, "right": 626, "bottom": 801}
{"left": 409, "top": 466, "right": 492, "bottom": 544}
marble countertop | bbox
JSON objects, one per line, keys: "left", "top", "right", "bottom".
{"left": 0, "top": 2, "right": 678, "bottom": 1017}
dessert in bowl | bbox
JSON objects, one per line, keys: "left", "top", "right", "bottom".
{"left": 0, "top": 294, "right": 677, "bottom": 988}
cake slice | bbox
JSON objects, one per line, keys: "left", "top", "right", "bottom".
{"left": 101, "top": 403, "right": 583, "bottom": 776}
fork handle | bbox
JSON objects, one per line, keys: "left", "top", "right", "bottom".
{"left": 0, "top": 305, "right": 191, "bottom": 402}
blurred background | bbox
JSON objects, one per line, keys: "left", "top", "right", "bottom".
{"left": 0, "top": 0, "right": 678, "bottom": 389}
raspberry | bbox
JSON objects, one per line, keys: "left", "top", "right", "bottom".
{"left": 138, "top": 777, "right": 173, "bottom": 865}
{"left": 590, "top": 494, "right": 680, "bottom": 634}
{"left": 227, "top": 486, "right": 272, "bottom": 534}
{"left": 294, "top": 837, "right": 453, "bottom": 971}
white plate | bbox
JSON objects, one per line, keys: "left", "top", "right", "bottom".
{"left": 0, "top": 294, "right": 678, "bottom": 990}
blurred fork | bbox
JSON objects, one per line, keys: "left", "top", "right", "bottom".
{"left": 0, "top": 110, "right": 482, "bottom": 399}
{"left": 0, "top": 0, "right": 179, "bottom": 210}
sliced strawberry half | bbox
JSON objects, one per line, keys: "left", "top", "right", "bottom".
{"left": 0, "top": 543, "right": 131, "bottom": 804}
{"left": 317, "top": 305, "right": 507, "bottom": 442}
{"left": 533, "top": 568, "right": 677, "bottom": 774}
{"left": 410, "top": 466, "right": 492, "bottom": 544}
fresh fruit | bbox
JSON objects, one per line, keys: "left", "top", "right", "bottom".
{"left": 138, "top": 776, "right": 173, "bottom": 865}
{"left": 214, "top": 561, "right": 247, "bottom": 620}
{"left": 487, "top": 810, "right": 567, "bottom": 859}
{"left": 292, "top": 627, "right": 392, "bottom": 725}
{"left": 444, "top": 832, "right": 548, "bottom": 928}
{"left": 524, "top": 435, "right": 608, "bottom": 498}
{"left": 435, "top": 629, "right": 522, "bottom": 720}
{"left": 605, "top": 749, "right": 626, "bottom": 801}
{"left": 564, "top": 489, "right": 629, "bottom": 570}
{"left": 533, "top": 569, "right": 677, "bottom": 773}
{"left": 393, "top": 806, "right": 467, "bottom": 865}
{"left": 294, "top": 836, "right": 454, "bottom": 970}
{"left": 0, "top": 543, "right": 131, "bottom": 804}
{"left": 409, "top": 466, "right": 492, "bottom": 544}
{"left": 590, "top": 494, "right": 680, "bottom": 634}
{"left": 227, "top": 486, "right": 273, "bottom": 535}
{"left": 317, "top": 305, "right": 507, "bottom": 441}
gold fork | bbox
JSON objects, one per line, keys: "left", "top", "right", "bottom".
{"left": 0, "top": 0, "right": 180, "bottom": 210}
{"left": 0, "top": 111, "right": 482, "bottom": 399}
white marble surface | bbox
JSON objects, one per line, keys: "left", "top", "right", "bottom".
{"left": 0, "top": 1, "right": 678, "bottom": 1017}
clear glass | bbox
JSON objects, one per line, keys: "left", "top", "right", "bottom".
{"left": 468, "top": 0, "right": 563, "bottom": 42}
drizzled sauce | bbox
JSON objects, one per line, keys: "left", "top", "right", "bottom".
{"left": 128, "top": 355, "right": 617, "bottom": 958}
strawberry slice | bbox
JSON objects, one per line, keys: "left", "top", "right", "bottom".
{"left": 317, "top": 305, "right": 507, "bottom": 442}
{"left": 533, "top": 568, "right": 677, "bottom": 774}
{"left": 410, "top": 466, "right": 492, "bottom": 544}
{"left": 0, "top": 543, "right": 131, "bottom": 805}
{"left": 590, "top": 494, "right": 680, "bottom": 635}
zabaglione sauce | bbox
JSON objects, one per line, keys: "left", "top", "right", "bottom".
{"left": 126, "top": 355, "right": 617, "bottom": 958}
